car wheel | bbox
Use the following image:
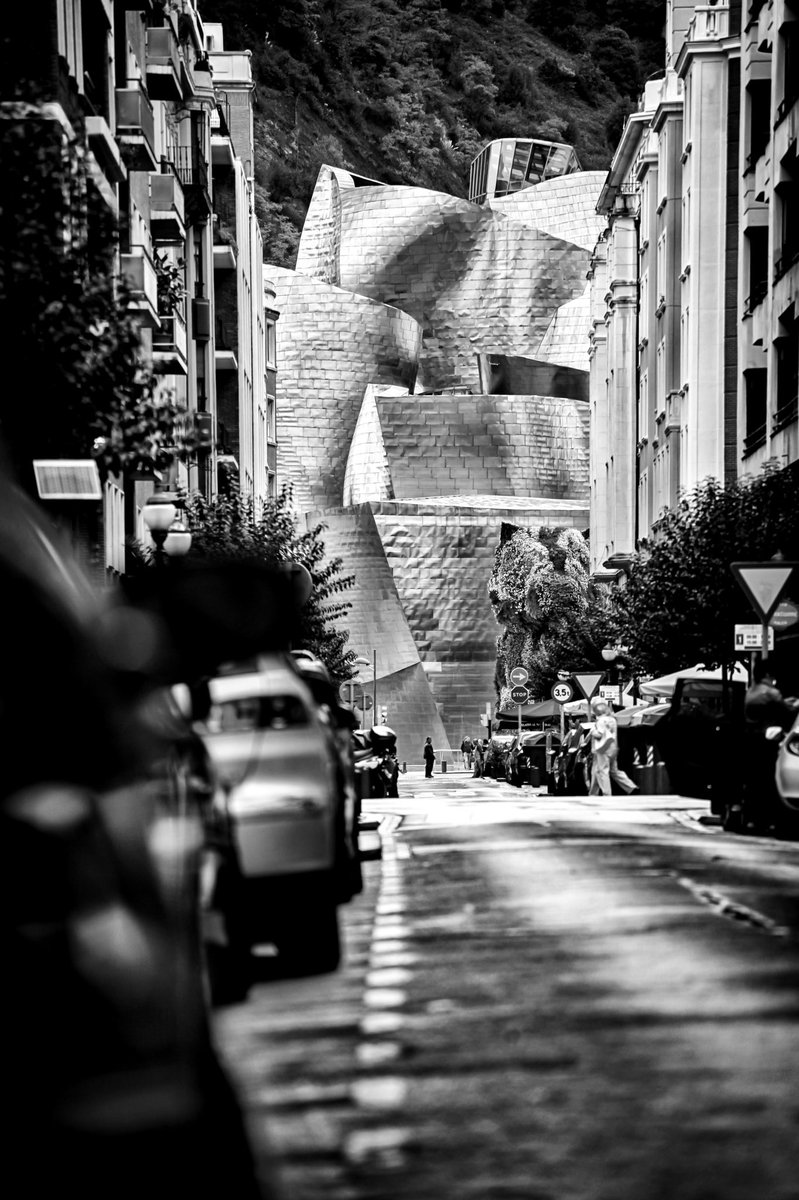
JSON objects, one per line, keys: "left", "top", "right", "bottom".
{"left": 202, "top": 859, "right": 252, "bottom": 1007}
{"left": 204, "top": 938, "right": 252, "bottom": 1007}
{"left": 274, "top": 892, "right": 341, "bottom": 977}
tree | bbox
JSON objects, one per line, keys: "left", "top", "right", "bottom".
{"left": 616, "top": 464, "right": 799, "bottom": 678}
{"left": 183, "top": 485, "right": 357, "bottom": 683}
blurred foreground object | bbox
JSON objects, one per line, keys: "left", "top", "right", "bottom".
{"left": 0, "top": 474, "right": 269, "bottom": 1198}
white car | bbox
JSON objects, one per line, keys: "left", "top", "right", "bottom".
{"left": 202, "top": 655, "right": 355, "bottom": 974}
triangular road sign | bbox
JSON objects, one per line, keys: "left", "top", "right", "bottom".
{"left": 572, "top": 672, "right": 605, "bottom": 701}
{"left": 730, "top": 562, "right": 798, "bottom": 622}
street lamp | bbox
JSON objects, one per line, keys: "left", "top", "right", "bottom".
{"left": 601, "top": 644, "right": 623, "bottom": 708}
{"left": 142, "top": 492, "right": 192, "bottom": 567}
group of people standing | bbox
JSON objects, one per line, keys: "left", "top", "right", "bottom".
{"left": 551, "top": 700, "right": 637, "bottom": 795}
{"left": 429, "top": 701, "right": 639, "bottom": 795}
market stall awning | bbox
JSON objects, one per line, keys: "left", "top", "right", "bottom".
{"left": 638, "top": 662, "right": 748, "bottom": 699}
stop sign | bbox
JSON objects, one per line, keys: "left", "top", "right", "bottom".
{"left": 510, "top": 685, "right": 529, "bottom": 704}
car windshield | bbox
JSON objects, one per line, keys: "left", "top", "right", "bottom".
{"left": 209, "top": 693, "right": 310, "bottom": 732}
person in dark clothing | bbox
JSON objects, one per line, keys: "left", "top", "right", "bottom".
{"left": 423, "top": 736, "right": 436, "bottom": 778}
{"left": 741, "top": 659, "right": 797, "bottom": 833}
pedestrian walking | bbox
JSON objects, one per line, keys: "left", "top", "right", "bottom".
{"left": 472, "top": 737, "right": 485, "bottom": 778}
{"left": 558, "top": 715, "right": 584, "bottom": 795}
{"left": 460, "top": 735, "right": 474, "bottom": 770}
{"left": 739, "top": 658, "right": 797, "bottom": 833}
{"left": 588, "top": 697, "right": 638, "bottom": 796}
{"left": 423, "top": 735, "right": 436, "bottom": 778}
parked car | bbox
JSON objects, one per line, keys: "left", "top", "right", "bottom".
{"left": 200, "top": 653, "right": 361, "bottom": 975}
{"left": 774, "top": 711, "right": 799, "bottom": 836}
{"left": 0, "top": 472, "right": 263, "bottom": 1199}
{"left": 652, "top": 675, "right": 746, "bottom": 812}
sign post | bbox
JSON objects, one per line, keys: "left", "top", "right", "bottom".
{"left": 510, "top": 683, "right": 529, "bottom": 740}
{"left": 551, "top": 680, "right": 574, "bottom": 743}
{"left": 731, "top": 560, "right": 799, "bottom": 659}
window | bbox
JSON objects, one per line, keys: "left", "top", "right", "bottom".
{"left": 774, "top": 315, "right": 799, "bottom": 430}
{"left": 745, "top": 226, "right": 769, "bottom": 312}
{"left": 743, "top": 367, "right": 767, "bottom": 452}
{"left": 746, "top": 79, "right": 771, "bottom": 169}
{"left": 210, "top": 693, "right": 310, "bottom": 733}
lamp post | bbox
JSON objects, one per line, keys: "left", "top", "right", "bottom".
{"left": 347, "top": 655, "right": 371, "bottom": 723}
{"left": 601, "top": 644, "right": 623, "bottom": 708}
{"left": 142, "top": 492, "right": 192, "bottom": 567}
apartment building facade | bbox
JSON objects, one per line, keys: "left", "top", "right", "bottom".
{"left": 589, "top": 0, "right": 798, "bottom": 573}
{"left": 0, "top": 1, "right": 275, "bottom": 580}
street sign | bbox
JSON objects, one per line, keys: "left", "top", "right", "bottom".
{"left": 510, "top": 685, "right": 529, "bottom": 705}
{"left": 571, "top": 672, "right": 604, "bottom": 701}
{"left": 772, "top": 600, "right": 799, "bottom": 630}
{"left": 735, "top": 624, "right": 774, "bottom": 651}
{"left": 730, "top": 561, "right": 798, "bottom": 622}
{"left": 551, "top": 682, "right": 574, "bottom": 704}
{"left": 556, "top": 669, "right": 570, "bottom": 682}
{"left": 509, "top": 666, "right": 529, "bottom": 685}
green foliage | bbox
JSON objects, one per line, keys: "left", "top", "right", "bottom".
{"left": 616, "top": 465, "right": 799, "bottom": 678}
{"left": 0, "top": 112, "right": 191, "bottom": 488}
{"left": 587, "top": 26, "right": 640, "bottom": 96}
{"left": 183, "top": 485, "right": 357, "bottom": 683}
{"left": 200, "top": 0, "right": 664, "bottom": 264}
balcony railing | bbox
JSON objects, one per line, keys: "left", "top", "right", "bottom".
{"left": 150, "top": 172, "right": 185, "bottom": 242}
{"left": 743, "top": 422, "right": 767, "bottom": 455}
{"left": 120, "top": 246, "right": 159, "bottom": 326}
{"left": 773, "top": 395, "right": 799, "bottom": 433}
{"left": 743, "top": 279, "right": 768, "bottom": 316}
{"left": 152, "top": 310, "right": 188, "bottom": 374}
{"left": 145, "top": 25, "right": 182, "bottom": 101}
{"left": 115, "top": 87, "right": 157, "bottom": 170}
{"left": 169, "top": 145, "right": 209, "bottom": 193}
{"left": 775, "top": 92, "right": 799, "bottom": 130}
{"left": 774, "top": 246, "right": 799, "bottom": 283}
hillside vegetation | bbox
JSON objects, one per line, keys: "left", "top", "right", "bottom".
{"left": 202, "top": 0, "right": 665, "bottom": 266}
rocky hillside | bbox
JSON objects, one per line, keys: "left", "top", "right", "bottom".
{"left": 202, "top": 0, "right": 665, "bottom": 266}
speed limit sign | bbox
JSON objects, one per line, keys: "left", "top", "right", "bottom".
{"left": 551, "top": 681, "right": 574, "bottom": 704}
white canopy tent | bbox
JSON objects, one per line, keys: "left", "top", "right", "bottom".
{"left": 638, "top": 662, "right": 748, "bottom": 699}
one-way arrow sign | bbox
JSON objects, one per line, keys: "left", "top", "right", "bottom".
{"left": 730, "top": 561, "right": 798, "bottom": 622}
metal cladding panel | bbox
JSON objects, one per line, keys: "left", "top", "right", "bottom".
{"left": 488, "top": 171, "right": 609, "bottom": 250}
{"left": 374, "top": 393, "right": 589, "bottom": 503}
{"left": 334, "top": 185, "right": 592, "bottom": 391}
{"left": 271, "top": 268, "right": 421, "bottom": 512}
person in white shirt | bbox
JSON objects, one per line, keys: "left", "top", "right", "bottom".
{"left": 588, "top": 697, "right": 638, "bottom": 796}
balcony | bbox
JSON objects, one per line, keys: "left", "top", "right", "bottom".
{"left": 115, "top": 87, "right": 157, "bottom": 171}
{"left": 687, "top": 0, "right": 730, "bottom": 41}
{"left": 120, "top": 247, "right": 159, "bottom": 327}
{"left": 168, "top": 145, "right": 212, "bottom": 220}
{"left": 772, "top": 395, "right": 798, "bottom": 433}
{"left": 145, "top": 25, "right": 183, "bottom": 101}
{"left": 150, "top": 172, "right": 185, "bottom": 243}
{"left": 743, "top": 278, "right": 768, "bottom": 317}
{"left": 85, "top": 115, "right": 126, "bottom": 184}
{"left": 215, "top": 318, "right": 238, "bottom": 371}
{"left": 192, "top": 55, "right": 216, "bottom": 104}
{"left": 153, "top": 309, "right": 188, "bottom": 374}
{"left": 213, "top": 240, "right": 237, "bottom": 270}
{"left": 743, "top": 421, "right": 768, "bottom": 455}
{"left": 754, "top": 149, "right": 770, "bottom": 201}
